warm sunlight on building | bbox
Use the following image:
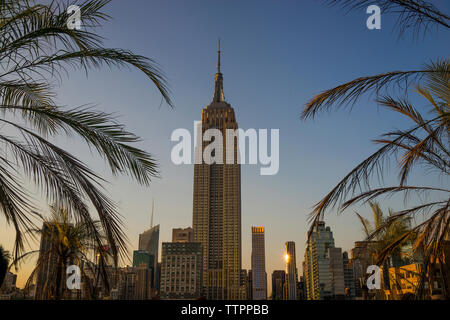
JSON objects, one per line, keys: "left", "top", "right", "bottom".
{"left": 383, "top": 263, "right": 422, "bottom": 300}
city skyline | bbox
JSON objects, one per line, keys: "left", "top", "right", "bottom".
{"left": 1, "top": 0, "right": 449, "bottom": 298}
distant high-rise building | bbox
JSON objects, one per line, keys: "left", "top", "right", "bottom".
{"left": 0, "top": 272, "right": 17, "bottom": 293}
{"left": 138, "top": 205, "right": 160, "bottom": 292}
{"left": 156, "top": 262, "right": 161, "bottom": 293}
{"left": 305, "top": 221, "right": 346, "bottom": 300}
{"left": 302, "top": 260, "right": 306, "bottom": 284}
{"left": 251, "top": 227, "right": 267, "bottom": 300}
{"left": 134, "top": 264, "right": 153, "bottom": 300}
{"left": 342, "top": 251, "right": 356, "bottom": 300}
{"left": 119, "top": 267, "right": 137, "bottom": 300}
{"left": 35, "top": 222, "right": 73, "bottom": 299}
{"left": 351, "top": 241, "right": 377, "bottom": 266}
{"left": 132, "top": 250, "right": 155, "bottom": 296}
{"left": 192, "top": 42, "right": 243, "bottom": 300}
{"left": 350, "top": 241, "right": 377, "bottom": 299}
{"left": 239, "top": 269, "right": 249, "bottom": 299}
{"left": 247, "top": 270, "right": 253, "bottom": 300}
{"left": 305, "top": 221, "right": 333, "bottom": 299}
{"left": 160, "top": 242, "right": 203, "bottom": 299}
{"left": 285, "top": 241, "right": 297, "bottom": 300}
{"left": 133, "top": 250, "right": 154, "bottom": 270}
{"left": 172, "top": 227, "right": 194, "bottom": 243}
{"left": 329, "top": 247, "right": 345, "bottom": 299}
{"left": 296, "top": 276, "right": 306, "bottom": 300}
{"left": 271, "top": 270, "right": 285, "bottom": 300}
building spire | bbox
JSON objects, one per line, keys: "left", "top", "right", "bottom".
{"left": 217, "top": 38, "right": 221, "bottom": 73}
{"left": 150, "top": 199, "right": 154, "bottom": 229}
{"left": 212, "top": 38, "right": 225, "bottom": 102}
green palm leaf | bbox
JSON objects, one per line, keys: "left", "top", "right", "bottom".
{"left": 0, "top": 0, "right": 173, "bottom": 266}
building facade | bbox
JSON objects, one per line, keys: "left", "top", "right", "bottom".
{"left": 271, "top": 270, "right": 285, "bottom": 300}
{"left": 172, "top": 227, "right": 194, "bottom": 243}
{"left": 329, "top": 247, "right": 345, "bottom": 299}
{"left": 350, "top": 240, "right": 377, "bottom": 299}
{"left": 119, "top": 267, "right": 137, "bottom": 300}
{"left": 160, "top": 242, "right": 203, "bottom": 299}
{"left": 342, "top": 251, "right": 356, "bottom": 299}
{"left": 285, "top": 241, "right": 297, "bottom": 300}
{"left": 247, "top": 270, "right": 253, "bottom": 300}
{"left": 192, "top": 43, "right": 243, "bottom": 300}
{"left": 133, "top": 250, "right": 155, "bottom": 270}
{"left": 251, "top": 226, "right": 267, "bottom": 300}
{"left": 34, "top": 223, "right": 73, "bottom": 299}
{"left": 0, "top": 272, "right": 17, "bottom": 293}
{"left": 296, "top": 276, "right": 306, "bottom": 300}
{"left": 134, "top": 265, "right": 153, "bottom": 300}
{"left": 138, "top": 224, "right": 160, "bottom": 292}
{"left": 132, "top": 250, "right": 155, "bottom": 297}
{"left": 304, "top": 221, "right": 341, "bottom": 300}
{"left": 239, "top": 269, "right": 249, "bottom": 300}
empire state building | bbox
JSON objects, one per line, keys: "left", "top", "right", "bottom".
{"left": 192, "top": 42, "right": 244, "bottom": 300}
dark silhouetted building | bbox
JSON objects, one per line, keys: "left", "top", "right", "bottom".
{"left": 271, "top": 270, "right": 285, "bottom": 300}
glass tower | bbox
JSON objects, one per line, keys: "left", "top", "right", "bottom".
{"left": 138, "top": 224, "right": 160, "bottom": 291}
{"left": 285, "top": 241, "right": 297, "bottom": 300}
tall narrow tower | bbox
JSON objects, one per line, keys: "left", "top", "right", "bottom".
{"left": 192, "top": 42, "right": 242, "bottom": 300}
{"left": 251, "top": 226, "right": 267, "bottom": 300}
{"left": 138, "top": 204, "right": 160, "bottom": 292}
{"left": 285, "top": 241, "right": 297, "bottom": 300}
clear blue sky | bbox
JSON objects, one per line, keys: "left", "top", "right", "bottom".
{"left": 1, "top": 0, "right": 449, "bottom": 292}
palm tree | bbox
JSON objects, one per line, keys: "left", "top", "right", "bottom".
{"left": 14, "top": 205, "right": 110, "bottom": 300}
{"left": 356, "top": 202, "right": 413, "bottom": 265}
{"left": 0, "top": 245, "right": 11, "bottom": 287}
{"left": 302, "top": 1, "right": 449, "bottom": 299}
{"left": 0, "top": 0, "right": 173, "bottom": 267}
{"left": 356, "top": 201, "right": 415, "bottom": 299}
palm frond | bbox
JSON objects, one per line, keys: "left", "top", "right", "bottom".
{"left": 355, "top": 211, "right": 372, "bottom": 237}
{"left": 0, "top": 0, "right": 173, "bottom": 264}
{"left": 302, "top": 59, "right": 449, "bottom": 120}
{"left": 0, "top": 0, "right": 173, "bottom": 107}
{"left": 324, "top": 0, "right": 450, "bottom": 38}
{"left": 342, "top": 186, "right": 449, "bottom": 211}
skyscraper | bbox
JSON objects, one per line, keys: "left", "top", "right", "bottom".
{"left": 329, "top": 247, "right": 346, "bottom": 299}
{"left": 35, "top": 223, "right": 57, "bottom": 299}
{"left": 133, "top": 250, "right": 154, "bottom": 270}
{"left": 350, "top": 240, "right": 377, "bottom": 298}
{"left": 138, "top": 205, "right": 160, "bottom": 292}
{"left": 251, "top": 226, "right": 267, "bottom": 300}
{"left": 119, "top": 267, "right": 137, "bottom": 300}
{"left": 192, "top": 42, "right": 243, "bottom": 300}
{"left": 285, "top": 241, "right": 297, "bottom": 300}
{"left": 304, "top": 221, "right": 346, "bottom": 300}
{"left": 342, "top": 251, "right": 356, "bottom": 299}
{"left": 133, "top": 250, "right": 155, "bottom": 296}
{"left": 247, "top": 270, "right": 253, "bottom": 300}
{"left": 240, "top": 269, "right": 249, "bottom": 299}
{"left": 271, "top": 270, "right": 285, "bottom": 300}
{"left": 35, "top": 222, "right": 75, "bottom": 299}
{"left": 296, "top": 276, "right": 306, "bottom": 300}
{"left": 134, "top": 265, "right": 153, "bottom": 300}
